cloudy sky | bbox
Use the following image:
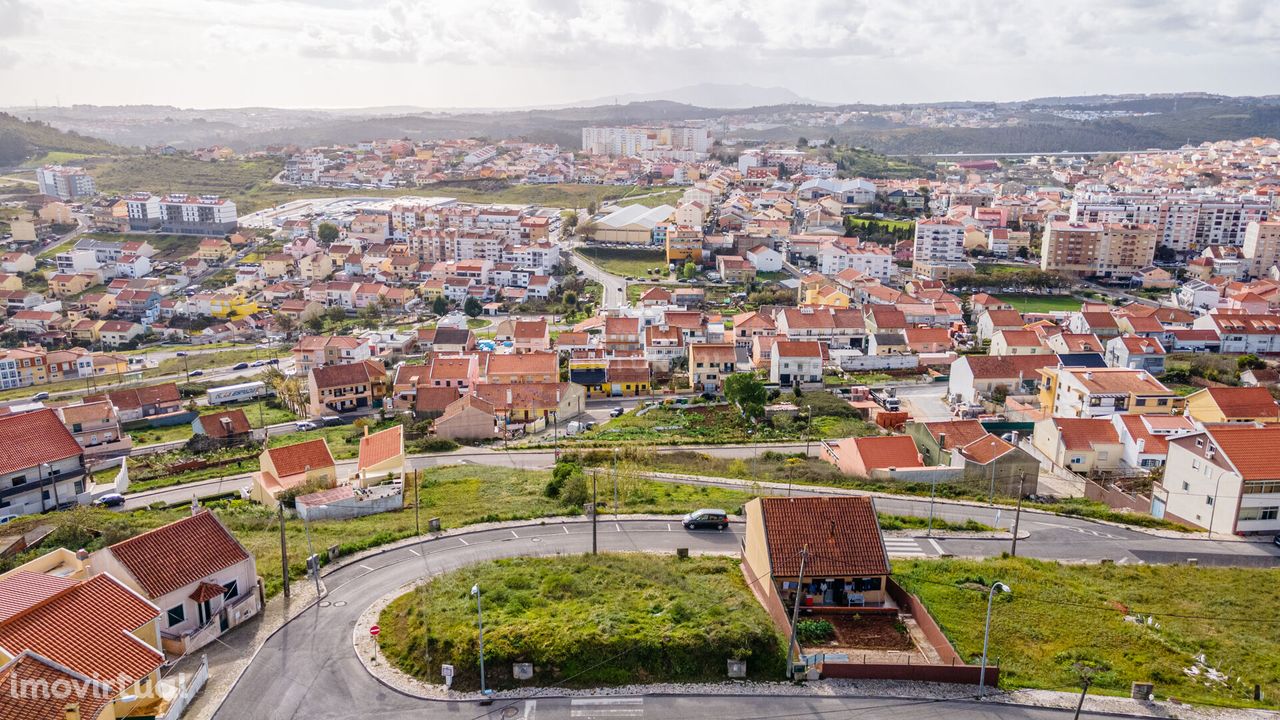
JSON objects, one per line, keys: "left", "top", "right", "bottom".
{"left": 2, "top": 0, "right": 1278, "bottom": 109}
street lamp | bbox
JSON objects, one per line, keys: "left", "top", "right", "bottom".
{"left": 979, "top": 581, "right": 1010, "bottom": 699}
{"left": 470, "top": 584, "right": 491, "bottom": 698}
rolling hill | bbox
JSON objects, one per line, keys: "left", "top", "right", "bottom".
{"left": 0, "top": 112, "right": 120, "bottom": 168}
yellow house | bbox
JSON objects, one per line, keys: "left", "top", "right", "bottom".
{"left": 38, "top": 201, "right": 73, "bottom": 224}
{"left": 48, "top": 272, "right": 94, "bottom": 298}
{"left": 196, "top": 237, "right": 234, "bottom": 262}
{"left": 252, "top": 438, "right": 338, "bottom": 508}
{"left": 665, "top": 226, "right": 704, "bottom": 264}
{"left": 803, "top": 284, "right": 851, "bottom": 308}
{"left": 1185, "top": 387, "right": 1280, "bottom": 424}
{"left": 353, "top": 424, "right": 405, "bottom": 487}
{"left": 298, "top": 252, "right": 334, "bottom": 281}
{"left": 0, "top": 273, "right": 23, "bottom": 291}
{"left": 261, "top": 253, "right": 292, "bottom": 279}
{"left": 210, "top": 291, "right": 259, "bottom": 318}
{"left": 93, "top": 352, "right": 131, "bottom": 377}
{"left": 80, "top": 292, "right": 118, "bottom": 317}
{"left": 0, "top": 346, "right": 49, "bottom": 386}
{"left": 71, "top": 318, "right": 104, "bottom": 343}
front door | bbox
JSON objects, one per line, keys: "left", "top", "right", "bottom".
{"left": 219, "top": 609, "right": 229, "bottom": 632}
{"left": 198, "top": 600, "right": 211, "bottom": 626}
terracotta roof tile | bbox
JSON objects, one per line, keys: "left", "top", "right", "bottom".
{"left": 1052, "top": 418, "right": 1120, "bottom": 451}
{"left": 957, "top": 434, "right": 1016, "bottom": 465}
{"left": 921, "top": 420, "right": 987, "bottom": 449}
{"left": 842, "top": 435, "right": 923, "bottom": 471}
{"left": 265, "top": 438, "right": 335, "bottom": 478}
{"left": 196, "top": 409, "right": 252, "bottom": 439}
{"left": 358, "top": 425, "right": 403, "bottom": 471}
{"left": 757, "top": 496, "right": 890, "bottom": 577}
{"left": 0, "top": 409, "right": 83, "bottom": 477}
{"left": 105, "top": 511, "right": 250, "bottom": 598}
{"left": 1201, "top": 387, "right": 1280, "bottom": 419}
{"left": 0, "top": 651, "right": 115, "bottom": 720}
{"left": 1205, "top": 426, "right": 1280, "bottom": 480}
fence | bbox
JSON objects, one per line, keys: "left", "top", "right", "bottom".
{"left": 1083, "top": 477, "right": 1152, "bottom": 514}
{"left": 159, "top": 654, "right": 208, "bottom": 720}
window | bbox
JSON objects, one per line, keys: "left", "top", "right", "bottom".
{"left": 1243, "top": 481, "right": 1280, "bottom": 495}
{"left": 167, "top": 605, "right": 185, "bottom": 627}
{"left": 1205, "top": 496, "right": 1214, "bottom": 506}
{"left": 223, "top": 580, "right": 239, "bottom": 600}
{"left": 1182, "top": 481, "right": 1190, "bottom": 491}
{"left": 1239, "top": 506, "right": 1279, "bottom": 521}
{"left": 1070, "top": 456, "right": 1085, "bottom": 465}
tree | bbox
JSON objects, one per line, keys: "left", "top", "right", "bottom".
{"left": 578, "top": 221, "right": 598, "bottom": 239}
{"left": 274, "top": 312, "right": 297, "bottom": 340}
{"left": 1237, "top": 354, "right": 1267, "bottom": 371}
{"left": 797, "top": 137, "right": 809, "bottom": 148}
{"left": 1016, "top": 246, "right": 1030, "bottom": 260}
{"left": 564, "top": 291, "right": 578, "bottom": 307}
{"left": 681, "top": 261, "right": 697, "bottom": 280}
{"left": 325, "top": 306, "right": 347, "bottom": 323}
{"left": 359, "top": 302, "right": 382, "bottom": 325}
{"left": 586, "top": 201, "right": 598, "bottom": 217}
{"left": 431, "top": 296, "right": 448, "bottom": 316}
{"left": 305, "top": 315, "right": 325, "bottom": 333}
{"left": 562, "top": 211, "right": 579, "bottom": 232}
{"left": 724, "top": 373, "right": 767, "bottom": 421}
{"left": 463, "top": 296, "right": 482, "bottom": 318}
{"left": 317, "top": 222, "right": 340, "bottom": 243}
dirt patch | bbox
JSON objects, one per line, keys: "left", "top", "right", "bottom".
{"left": 808, "top": 613, "right": 914, "bottom": 652}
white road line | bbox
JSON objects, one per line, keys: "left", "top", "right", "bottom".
{"left": 614, "top": 523, "right": 622, "bottom": 532}
{"left": 523, "top": 699, "right": 536, "bottom": 720}
{"left": 511, "top": 529, "right": 519, "bottom": 538}
{"left": 562, "top": 525, "right": 569, "bottom": 534}
{"left": 359, "top": 564, "right": 374, "bottom": 571}
{"left": 927, "top": 538, "right": 945, "bottom": 554}
{"left": 571, "top": 698, "right": 643, "bottom": 705}
{"left": 666, "top": 523, "right": 672, "bottom": 531}
{"left": 458, "top": 538, "right": 468, "bottom": 545}
{"left": 408, "top": 548, "right": 420, "bottom": 556}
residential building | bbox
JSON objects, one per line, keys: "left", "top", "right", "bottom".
{"left": 57, "top": 400, "right": 131, "bottom": 458}
{"left": 1184, "top": 387, "right": 1280, "bottom": 424}
{"left": 158, "top": 193, "right": 238, "bottom": 235}
{"left": 1111, "top": 414, "right": 1198, "bottom": 471}
{"left": 251, "top": 438, "right": 338, "bottom": 508}
{"left": 1155, "top": 425, "right": 1280, "bottom": 535}
{"left": 1041, "top": 221, "right": 1157, "bottom": 281}
{"left": 1241, "top": 220, "right": 1280, "bottom": 278}
{"left": 688, "top": 342, "right": 737, "bottom": 393}
{"left": 912, "top": 218, "right": 968, "bottom": 278}
{"left": 1038, "top": 366, "right": 1183, "bottom": 418}
{"left": 770, "top": 341, "right": 823, "bottom": 387}
{"left": 35, "top": 164, "right": 96, "bottom": 200}
{"left": 824, "top": 435, "right": 923, "bottom": 477}
{"left": 1032, "top": 417, "right": 1123, "bottom": 475}
{"left": 87, "top": 383, "right": 183, "bottom": 423}
{"left": 0, "top": 409, "right": 87, "bottom": 516}
{"left": 91, "top": 511, "right": 261, "bottom": 655}
{"left": 291, "top": 335, "right": 371, "bottom": 374}
{"left": 1104, "top": 335, "right": 1166, "bottom": 374}
{"left": 307, "top": 359, "right": 388, "bottom": 416}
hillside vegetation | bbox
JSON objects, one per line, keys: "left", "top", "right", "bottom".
{"left": 88, "top": 155, "right": 283, "bottom": 197}
{"left": 0, "top": 113, "right": 119, "bottom": 167}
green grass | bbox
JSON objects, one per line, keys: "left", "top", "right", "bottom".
{"left": 574, "top": 246, "right": 668, "bottom": 278}
{"left": 975, "top": 263, "right": 1028, "bottom": 276}
{"left": 845, "top": 216, "right": 914, "bottom": 232}
{"left": 613, "top": 188, "right": 684, "bottom": 209}
{"left": 378, "top": 554, "right": 785, "bottom": 691}
{"left": 993, "top": 294, "right": 1082, "bottom": 313}
{"left": 89, "top": 155, "right": 284, "bottom": 198}
{"left": 128, "top": 423, "right": 194, "bottom": 447}
{"left": 79, "top": 232, "right": 201, "bottom": 261}
{"left": 20, "top": 151, "right": 94, "bottom": 167}
{"left": 897, "top": 557, "right": 1280, "bottom": 708}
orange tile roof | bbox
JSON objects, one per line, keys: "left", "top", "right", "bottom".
{"left": 0, "top": 574, "right": 161, "bottom": 692}
{"left": 921, "top": 420, "right": 988, "bottom": 449}
{"left": 757, "top": 496, "right": 889, "bottom": 577}
{"left": 0, "top": 409, "right": 83, "bottom": 477}
{"left": 486, "top": 352, "right": 558, "bottom": 378}
{"left": 196, "top": 409, "right": 252, "bottom": 439}
{"left": 0, "top": 651, "right": 115, "bottom": 720}
{"left": 958, "top": 434, "right": 1016, "bottom": 465}
{"left": 1205, "top": 426, "right": 1280, "bottom": 480}
{"left": 1201, "top": 387, "right": 1280, "bottom": 419}
{"left": 773, "top": 341, "right": 823, "bottom": 358}
{"left": 106, "top": 511, "right": 250, "bottom": 598}
{"left": 1052, "top": 418, "right": 1120, "bottom": 451}
{"left": 845, "top": 435, "right": 923, "bottom": 471}
{"left": 266, "top": 438, "right": 335, "bottom": 478}
{"left": 0, "top": 573, "right": 79, "bottom": 623}
{"left": 310, "top": 359, "right": 387, "bottom": 389}
{"left": 358, "top": 425, "right": 403, "bottom": 471}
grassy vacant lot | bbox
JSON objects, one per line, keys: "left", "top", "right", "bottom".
{"left": 896, "top": 557, "right": 1280, "bottom": 708}
{"left": 574, "top": 246, "right": 668, "bottom": 277}
{"left": 21, "top": 151, "right": 94, "bottom": 167}
{"left": 845, "top": 216, "right": 914, "bottom": 232}
{"left": 1, "top": 465, "right": 756, "bottom": 598}
{"left": 231, "top": 181, "right": 641, "bottom": 214}
{"left": 378, "top": 554, "right": 785, "bottom": 690}
{"left": 613, "top": 188, "right": 684, "bottom": 208}
{"left": 79, "top": 232, "right": 197, "bottom": 261}
{"left": 994, "top": 294, "right": 1082, "bottom": 313}
{"left": 89, "top": 155, "right": 283, "bottom": 197}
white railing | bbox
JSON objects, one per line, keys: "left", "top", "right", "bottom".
{"left": 159, "top": 654, "right": 208, "bottom": 720}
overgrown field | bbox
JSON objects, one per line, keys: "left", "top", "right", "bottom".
{"left": 896, "top": 557, "right": 1279, "bottom": 708}
{"left": 378, "top": 554, "right": 786, "bottom": 690}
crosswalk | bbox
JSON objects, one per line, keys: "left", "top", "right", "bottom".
{"left": 569, "top": 698, "right": 644, "bottom": 718}
{"left": 883, "top": 537, "right": 929, "bottom": 557}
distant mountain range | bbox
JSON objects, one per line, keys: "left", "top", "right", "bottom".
{"left": 4, "top": 91, "right": 1279, "bottom": 161}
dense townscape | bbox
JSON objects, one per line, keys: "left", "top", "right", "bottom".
{"left": 1, "top": 3, "right": 1279, "bottom": 719}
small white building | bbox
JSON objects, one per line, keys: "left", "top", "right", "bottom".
{"left": 744, "top": 244, "right": 784, "bottom": 272}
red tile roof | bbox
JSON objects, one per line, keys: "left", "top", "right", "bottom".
{"left": 1052, "top": 418, "right": 1120, "bottom": 451}
{"left": 358, "top": 425, "right": 403, "bottom": 471}
{"left": 265, "top": 438, "right": 335, "bottom": 478}
{"left": 921, "top": 420, "right": 988, "bottom": 449}
{"left": 1205, "top": 426, "right": 1280, "bottom": 480}
{"left": 757, "top": 496, "right": 890, "bottom": 577}
{"left": 0, "top": 572, "right": 78, "bottom": 623}
{"left": 843, "top": 435, "right": 922, "bottom": 471}
{"left": 310, "top": 359, "right": 387, "bottom": 389}
{"left": 0, "top": 409, "right": 83, "bottom": 477}
{"left": 196, "top": 409, "right": 252, "bottom": 439}
{"left": 105, "top": 510, "right": 250, "bottom": 599}
{"left": 1201, "top": 387, "right": 1280, "bottom": 419}
{"left": 92, "top": 383, "right": 180, "bottom": 412}
{"left": 957, "top": 434, "right": 1016, "bottom": 465}
{"left": 0, "top": 651, "right": 115, "bottom": 720}
{"left": 0, "top": 574, "right": 162, "bottom": 692}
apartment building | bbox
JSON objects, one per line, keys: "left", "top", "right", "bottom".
{"left": 1156, "top": 426, "right": 1280, "bottom": 535}
{"left": 35, "top": 164, "right": 96, "bottom": 200}
{"left": 158, "top": 193, "right": 238, "bottom": 235}
{"left": 1040, "top": 221, "right": 1156, "bottom": 281}
{"left": 911, "top": 218, "right": 971, "bottom": 279}
{"left": 1038, "top": 366, "right": 1183, "bottom": 418}
{"left": 1242, "top": 220, "right": 1280, "bottom": 278}
{"left": 1069, "top": 190, "right": 1270, "bottom": 254}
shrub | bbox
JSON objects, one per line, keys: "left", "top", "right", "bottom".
{"left": 796, "top": 619, "right": 835, "bottom": 644}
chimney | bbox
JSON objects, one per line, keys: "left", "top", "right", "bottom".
{"left": 1136, "top": 438, "right": 1146, "bottom": 453}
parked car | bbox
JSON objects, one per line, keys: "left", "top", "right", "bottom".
{"left": 188, "top": 370, "right": 204, "bottom": 377}
{"left": 232, "top": 362, "right": 250, "bottom": 370}
{"left": 0, "top": 514, "right": 19, "bottom": 525}
{"left": 93, "top": 493, "right": 126, "bottom": 508}
{"left": 682, "top": 508, "right": 729, "bottom": 531}
{"left": 609, "top": 406, "right": 626, "bottom": 417}
{"left": 175, "top": 351, "right": 188, "bottom": 357}
{"left": 320, "top": 415, "right": 344, "bottom": 426}
{"left": 30, "top": 391, "right": 49, "bottom": 401}
{"left": 251, "top": 360, "right": 266, "bottom": 367}
{"left": 295, "top": 420, "right": 318, "bottom": 431}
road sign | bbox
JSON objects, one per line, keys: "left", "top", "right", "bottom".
{"left": 441, "top": 664, "right": 454, "bottom": 678}
{"left": 369, "top": 625, "right": 380, "bottom": 636}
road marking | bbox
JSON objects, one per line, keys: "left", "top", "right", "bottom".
{"left": 408, "top": 548, "right": 420, "bottom": 556}
{"left": 666, "top": 523, "right": 671, "bottom": 531}
{"left": 511, "top": 530, "right": 519, "bottom": 538}
{"left": 570, "top": 697, "right": 643, "bottom": 717}
{"left": 562, "top": 526, "right": 569, "bottom": 534}
{"left": 614, "top": 523, "right": 621, "bottom": 532}
{"left": 458, "top": 538, "right": 468, "bottom": 545}
{"left": 359, "top": 564, "right": 374, "bottom": 571}
{"left": 523, "top": 699, "right": 536, "bottom": 720}
{"left": 882, "top": 539, "right": 927, "bottom": 557}
{"left": 927, "top": 538, "right": 945, "bottom": 555}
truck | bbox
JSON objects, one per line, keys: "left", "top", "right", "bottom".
{"left": 207, "top": 381, "right": 272, "bottom": 405}
{"left": 870, "top": 388, "right": 901, "bottom": 412}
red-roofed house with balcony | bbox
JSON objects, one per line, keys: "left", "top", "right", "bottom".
{"left": 91, "top": 510, "right": 261, "bottom": 656}
{"left": 1155, "top": 425, "right": 1280, "bottom": 535}
{"left": 770, "top": 341, "right": 823, "bottom": 387}
{"left": 353, "top": 424, "right": 405, "bottom": 487}
{"left": 306, "top": 359, "right": 388, "bottom": 417}
{"left": 0, "top": 408, "right": 87, "bottom": 517}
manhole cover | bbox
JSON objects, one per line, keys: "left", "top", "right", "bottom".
{"left": 500, "top": 707, "right": 519, "bottom": 718}
{"left": 318, "top": 601, "right": 331, "bottom": 607}
{"left": 531, "top": 537, "right": 542, "bottom": 542}
{"left": 332, "top": 600, "right": 347, "bottom": 607}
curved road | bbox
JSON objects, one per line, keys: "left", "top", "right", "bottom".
{"left": 212, "top": 519, "right": 1177, "bottom": 720}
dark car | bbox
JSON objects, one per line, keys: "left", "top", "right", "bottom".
{"left": 94, "top": 493, "right": 126, "bottom": 508}
{"left": 1274, "top": 533, "right": 1280, "bottom": 547}
{"left": 232, "top": 362, "right": 250, "bottom": 370}
{"left": 682, "top": 508, "right": 729, "bottom": 531}
{"left": 609, "top": 406, "right": 626, "bottom": 418}
{"left": 188, "top": 369, "right": 204, "bottom": 377}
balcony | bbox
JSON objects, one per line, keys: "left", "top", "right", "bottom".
{"left": 160, "top": 590, "right": 261, "bottom": 656}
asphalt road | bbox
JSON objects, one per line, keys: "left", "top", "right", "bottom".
{"left": 213, "top": 520, "right": 1156, "bottom": 720}
{"left": 564, "top": 235, "right": 628, "bottom": 310}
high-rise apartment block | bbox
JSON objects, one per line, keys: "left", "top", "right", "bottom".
{"left": 581, "top": 125, "right": 711, "bottom": 159}
{"left": 1041, "top": 220, "right": 1156, "bottom": 280}
{"left": 35, "top": 165, "right": 96, "bottom": 200}
{"left": 1242, "top": 220, "right": 1280, "bottom": 278}
{"left": 1070, "top": 190, "right": 1270, "bottom": 255}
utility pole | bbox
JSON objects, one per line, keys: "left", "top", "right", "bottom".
{"left": 612, "top": 447, "right": 618, "bottom": 517}
{"left": 277, "top": 504, "right": 290, "bottom": 598}
{"left": 926, "top": 475, "right": 938, "bottom": 537}
{"left": 471, "top": 584, "right": 490, "bottom": 698}
{"left": 786, "top": 545, "right": 809, "bottom": 679}
{"left": 413, "top": 468, "right": 420, "bottom": 535}
{"left": 302, "top": 514, "right": 321, "bottom": 597}
{"left": 1010, "top": 471, "right": 1026, "bottom": 557}
{"left": 1072, "top": 674, "right": 1094, "bottom": 720}
{"left": 591, "top": 470, "right": 598, "bottom": 555}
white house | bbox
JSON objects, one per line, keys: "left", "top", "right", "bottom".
{"left": 770, "top": 340, "right": 823, "bottom": 386}
{"left": 744, "top": 244, "right": 784, "bottom": 272}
